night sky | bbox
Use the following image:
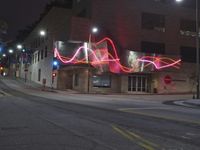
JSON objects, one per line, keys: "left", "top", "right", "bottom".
{"left": 0, "top": 0, "right": 52, "bottom": 40}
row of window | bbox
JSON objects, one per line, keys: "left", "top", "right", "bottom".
{"left": 32, "top": 46, "right": 48, "bottom": 64}
{"left": 141, "top": 41, "right": 199, "bottom": 63}
{"left": 31, "top": 37, "right": 47, "bottom": 49}
{"left": 142, "top": 12, "right": 199, "bottom": 37}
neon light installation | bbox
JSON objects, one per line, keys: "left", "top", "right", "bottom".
{"left": 54, "top": 37, "right": 181, "bottom": 73}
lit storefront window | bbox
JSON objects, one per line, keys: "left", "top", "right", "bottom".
{"left": 92, "top": 75, "right": 111, "bottom": 88}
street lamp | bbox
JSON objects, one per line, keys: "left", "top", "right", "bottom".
{"left": 87, "top": 26, "right": 99, "bottom": 93}
{"left": 17, "top": 44, "right": 23, "bottom": 50}
{"left": 176, "top": 0, "right": 199, "bottom": 99}
{"left": 2, "top": 53, "right": 6, "bottom": 57}
{"left": 8, "top": 49, "right": 13, "bottom": 54}
{"left": 175, "top": 0, "right": 183, "bottom": 2}
{"left": 39, "top": 30, "right": 46, "bottom": 37}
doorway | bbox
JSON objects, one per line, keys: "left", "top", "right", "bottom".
{"left": 128, "top": 75, "right": 149, "bottom": 92}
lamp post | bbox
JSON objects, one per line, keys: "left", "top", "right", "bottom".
{"left": 195, "top": 0, "right": 199, "bottom": 99}
{"left": 87, "top": 27, "right": 98, "bottom": 93}
{"left": 176, "top": 0, "right": 199, "bottom": 98}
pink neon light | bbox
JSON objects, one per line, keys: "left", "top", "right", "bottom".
{"left": 54, "top": 37, "right": 181, "bottom": 73}
{"left": 137, "top": 58, "right": 181, "bottom": 70}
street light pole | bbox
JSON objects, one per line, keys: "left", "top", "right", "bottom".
{"left": 196, "top": 0, "right": 199, "bottom": 99}
{"left": 87, "top": 34, "right": 91, "bottom": 93}
{"left": 87, "top": 27, "right": 98, "bottom": 93}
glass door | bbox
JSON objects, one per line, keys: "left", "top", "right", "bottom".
{"left": 128, "top": 75, "right": 148, "bottom": 92}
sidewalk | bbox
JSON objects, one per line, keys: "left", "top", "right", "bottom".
{"left": 2, "top": 77, "right": 200, "bottom": 107}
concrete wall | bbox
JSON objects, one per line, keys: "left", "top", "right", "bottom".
{"left": 154, "top": 63, "right": 196, "bottom": 94}
{"left": 20, "top": 7, "right": 72, "bottom": 88}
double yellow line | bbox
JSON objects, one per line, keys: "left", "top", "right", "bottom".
{"left": 112, "top": 125, "right": 159, "bottom": 150}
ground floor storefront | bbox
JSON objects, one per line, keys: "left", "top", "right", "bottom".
{"left": 53, "top": 63, "right": 195, "bottom": 94}
{"left": 16, "top": 61, "right": 195, "bottom": 94}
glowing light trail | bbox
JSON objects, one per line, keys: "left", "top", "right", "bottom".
{"left": 54, "top": 37, "right": 181, "bottom": 73}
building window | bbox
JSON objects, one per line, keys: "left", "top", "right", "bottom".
{"left": 92, "top": 75, "right": 111, "bottom": 88}
{"left": 153, "top": 0, "right": 167, "bottom": 3}
{"left": 180, "top": 46, "right": 198, "bottom": 63}
{"left": 142, "top": 12, "right": 165, "bottom": 32}
{"left": 35, "top": 53, "right": 37, "bottom": 63}
{"left": 45, "top": 46, "right": 48, "bottom": 57}
{"left": 38, "top": 69, "right": 41, "bottom": 81}
{"left": 77, "top": 9, "right": 87, "bottom": 18}
{"left": 141, "top": 41, "right": 165, "bottom": 54}
{"left": 180, "top": 19, "right": 198, "bottom": 37}
{"left": 32, "top": 54, "right": 34, "bottom": 64}
{"left": 38, "top": 50, "right": 40, "bottom": 62}
{"left": 74, "top": 73, "right": 79, "bottom": 86}
{"left": 41, "top": 49, "right": 44, "bottom": 59}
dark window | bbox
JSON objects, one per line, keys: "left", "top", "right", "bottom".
{"left": 74, "top": 73, "right": 79, "bottom": 86}
{"left": 77, "top": 9, "right": 87, "bottom": 18}
{"left": 32, "top": 54, "right": 34, "bottom": 64}
{"left": 92, "top": 75, "right": 111, "bottom": 88}
{"left": 35, "top": 53, "right": 37, "bottom": 63}
{"left": 180, "top": 46, "right": 199, "bottom": 63}
{"left": 141, "top": 41, "right": 165, "bottom": 54}
{"left": 142, "top": 12, "right": 165, "bottom": 32}
{"left": 180, "top": 19, "right": 197, "bottom": 37}
{"left": 38, "top": 51, "right": 40, "bottom": 62}
{"left": 45, "top": 46, "right": 48, "bottom": 57}
{"left": 177, "top": 0, "right": 197, "bottom": 9}
{"left": 41, "top": 49, "right": 44, "bottom": 59}
{"left": 153, "top": 0, "right": 168, "bottom": 4}
{"left": 38, "top": 69, "right": 41, "bottom": 81}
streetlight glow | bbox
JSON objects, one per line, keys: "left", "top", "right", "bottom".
{"left": 2, "top": 54, "right": 6, "bottom": 57}
{"left": 17, "top": 44, "right": 22, "bottom": 50}
{"left": 175, "top": 0, "right": 183, "bottom": 2}
{"left": 92, "top": 27, "right": 98, "bottom": 34}
{"left": 40, "top": 30, "right": 46, "bottom": 36}
{"left": 8, "top": 49, "right": 13, "bottom": 54}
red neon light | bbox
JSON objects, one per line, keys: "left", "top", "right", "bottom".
{"left": 54, "top": 37, "right": 181, "bottom": 73}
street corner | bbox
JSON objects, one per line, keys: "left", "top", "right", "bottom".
{"left": 163, "top": 99, "right": 200, "bottom": 108}
{"left": 183, "top": 99, "right": 200, "bottom": 107}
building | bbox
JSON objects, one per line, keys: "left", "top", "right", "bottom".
{"left": 20, "top": 0, "right": 199, "bottom": 94}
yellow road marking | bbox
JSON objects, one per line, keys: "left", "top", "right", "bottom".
{"left": 127, "top": 130, "right": 158, "bottom": 148}
{"left": 112, "top": 125, "right": 158, "bottom": 150}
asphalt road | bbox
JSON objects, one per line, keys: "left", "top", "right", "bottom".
{"left": 0, "top": 78, "right": 200, "bottom": 150}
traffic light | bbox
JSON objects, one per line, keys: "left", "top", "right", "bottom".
{"left": 52, "top": 57, "right": 59, "bottom": 70}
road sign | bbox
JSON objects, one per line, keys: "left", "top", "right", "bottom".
{"left": 164, "top": 75, "right": 172, "bottom": 84}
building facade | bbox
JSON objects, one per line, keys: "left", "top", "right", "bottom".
{"left": 20, "top": 0, "right": 199, "bottom": 94}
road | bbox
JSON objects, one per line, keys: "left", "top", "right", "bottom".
{"left": 0, "top": 78, "right": 200, "bottom": 150}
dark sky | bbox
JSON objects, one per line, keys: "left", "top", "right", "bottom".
{"left": 0, "top": 0, "right": 52, "bottom": 40}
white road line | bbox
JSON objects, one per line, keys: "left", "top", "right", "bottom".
{"left": 119, "top": 107, "right": 172, "bottom": 111}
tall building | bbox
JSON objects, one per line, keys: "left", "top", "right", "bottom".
{"left": 20, "top": 0, "right": 199, "bottom": 94}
